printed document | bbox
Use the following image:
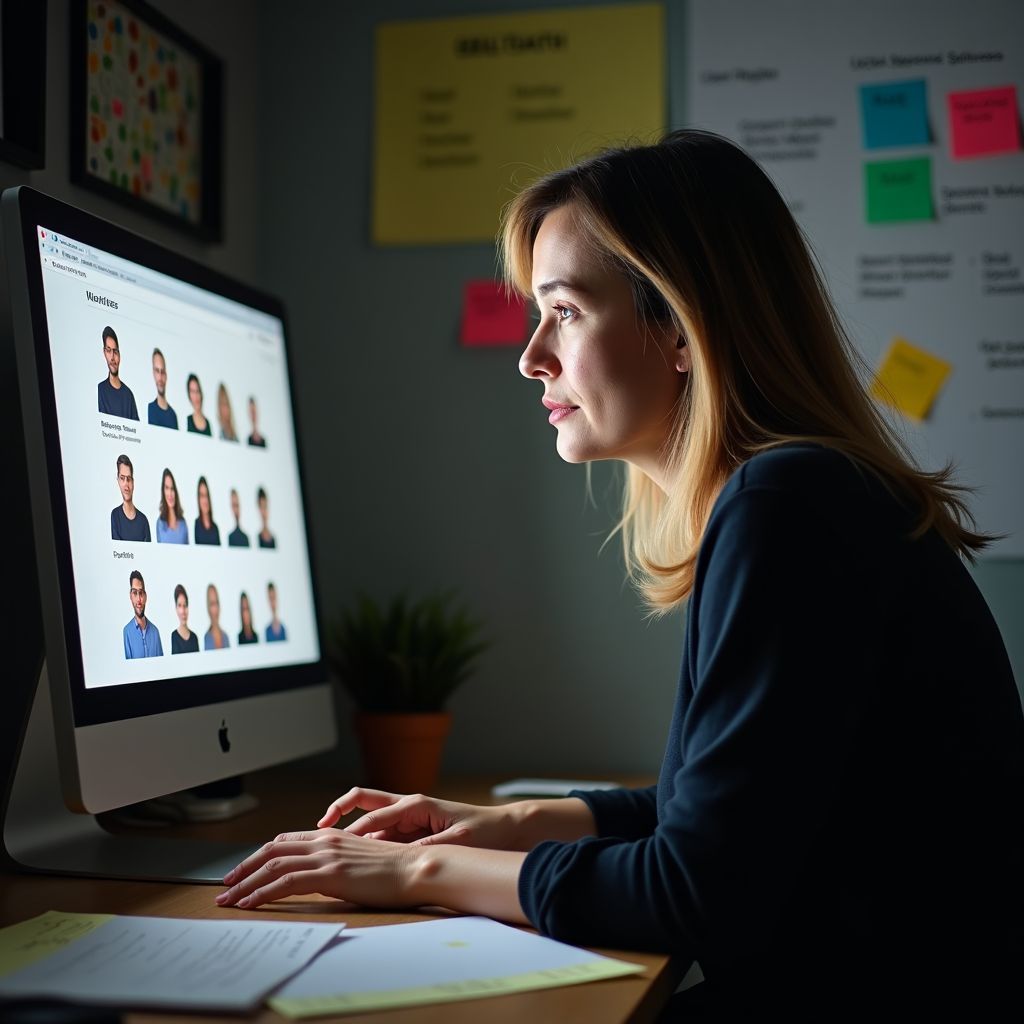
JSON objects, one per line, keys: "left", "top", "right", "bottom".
{"left": 0, "top": 911, "right": 344, "bottom": 1012}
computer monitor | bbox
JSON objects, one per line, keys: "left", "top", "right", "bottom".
{"left": 1, "top": 186, "right": 336, "bottom": 882}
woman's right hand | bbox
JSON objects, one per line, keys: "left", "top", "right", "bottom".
{"left": 318, "top": 789, "right": 521, "bottom": 850}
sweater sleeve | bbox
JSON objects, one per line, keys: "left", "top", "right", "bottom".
{"left": 570, "top": 785, "right": 657, "bottom": 840}
{"left": 518, "top": 486, "right": 870, "bottom": 962}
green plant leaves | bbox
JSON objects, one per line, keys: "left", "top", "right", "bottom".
{"left": 327, "top": 591, "right": 488, "bottom": 712}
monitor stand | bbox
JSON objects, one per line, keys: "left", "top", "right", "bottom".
{"left": 1, "top": 662, "right": 259, "bottom": 883}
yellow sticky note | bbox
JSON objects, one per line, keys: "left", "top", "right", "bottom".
{"left": 870, "top": 337, "right": 951, "bottom": 421}
{"left": 374, "top": 4, "right": 665, "bottom": 244}
{"left": 0, "top": 911, "right": 112, "bottom": 978}
{"left": 270, "top": 961, "right": 644, "bottom": 1018}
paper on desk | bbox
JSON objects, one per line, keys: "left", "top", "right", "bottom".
{"left": 269, "top": 916, "right": 644, "bottom": 1019}
{"left": 0, "top": 911, "right": 344, "bottom": 1012}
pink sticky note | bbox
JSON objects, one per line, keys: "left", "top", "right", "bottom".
{"left": 947, "top": 85, "right": 1022, "bottom": 159}
{"left": 459, "top": 280, "right": 527, "bottom": 347}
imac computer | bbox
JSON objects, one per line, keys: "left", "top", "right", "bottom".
{"left": 1, "top": 186, "right": 336, "bottom": 882}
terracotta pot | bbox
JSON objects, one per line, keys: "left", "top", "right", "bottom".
{"left": 353, "top": 711, "right": 452, "bottom": 793}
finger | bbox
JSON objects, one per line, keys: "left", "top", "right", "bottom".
{"left": 318, "top": 788, "right": 403, "bottom": 828}
{"left": 217, "top": 853, "right": 317, "bottom": 906}
{"left": 233, "top": 867, "right": 327, "bottom": 909}
{"left": 413, "top": 825, "right": 470, "bottom": 847}
{"left": 343, "top": 796, "right": 425, "bottom": 837}
{"left": 222, "top": 836, "right": 318, "bottom": 885}
{"left": 364, "top": 826, "right": 433, "bottom": 844}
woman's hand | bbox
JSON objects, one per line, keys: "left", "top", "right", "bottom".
{"left": 215, "top": 827, "right": 530, "bottom": 922}
{"left": 319, "top": 788, "right": 519, "bottom": 850}
{"left": 320, "top": 788, "right": 599, "bottom": 851}
{"left": 215, "top": 829, "right": 416, "bottom": 910}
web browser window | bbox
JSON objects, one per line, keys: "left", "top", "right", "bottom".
{"left": 37, "top": 225, "right": 320, "bottom": 688}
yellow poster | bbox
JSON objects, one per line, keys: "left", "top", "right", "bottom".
{"left": 373, "top": 4, "right": 665, "bottom": 245}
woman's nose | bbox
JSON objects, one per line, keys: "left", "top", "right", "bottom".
{"left": 519, "top": 323, "right": 560, "bottom": 380}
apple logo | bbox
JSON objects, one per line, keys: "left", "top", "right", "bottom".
{"left": 218, "top": 719, "right": 231, "bottom": 753}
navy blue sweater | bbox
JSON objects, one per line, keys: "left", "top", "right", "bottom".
{"left": 519, "top": 445, "right": 1023, "bottom": 1017}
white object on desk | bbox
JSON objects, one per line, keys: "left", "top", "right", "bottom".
{"left": 269, "top": 915, "right": 643, "bottom": 1018}
{"left": 491, "top": 777, "right": 619, "bottom": 798}
{"left": 0, "top": 911, "right": 344, "bottom": 1012}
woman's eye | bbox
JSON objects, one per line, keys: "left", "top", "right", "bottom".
{"left": 554, "top": 304, "right": 576, "bottom": 322}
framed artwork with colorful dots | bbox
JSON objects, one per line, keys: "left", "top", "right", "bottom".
{"left": 69, "top": 0, "right": 222, "bottom": 240}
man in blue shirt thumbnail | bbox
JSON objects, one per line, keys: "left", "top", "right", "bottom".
{"left": 97, "top": 326, "right": 139, "bottom": 420}
{"left": 123, "top": 569, "right": 163, "bottom": 659}
{"left": 110, "top": 454, "right": 151, "bottom": 541}
{"left": 147, "top": 348, "right": 178, "bottom": 429}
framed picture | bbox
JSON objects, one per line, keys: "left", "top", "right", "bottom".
{"left": 69, "top": 0, "right": 222, "bottom": 241}
{"left": 0, "top": 1, "right": 48, "bottom": 169}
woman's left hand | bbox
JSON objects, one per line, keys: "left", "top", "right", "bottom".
{"left": 215, "top": 829, "right": 416, "bottom": 910}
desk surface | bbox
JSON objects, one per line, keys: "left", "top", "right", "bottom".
{"left": 0, "top": 764, "right": 680, "bottom": 1024}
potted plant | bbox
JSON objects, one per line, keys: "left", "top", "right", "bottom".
{"left": 327, "top": 592, "right": 487, "bottom": 793}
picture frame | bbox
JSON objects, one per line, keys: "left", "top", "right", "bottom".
{"left": 69, "top": 0, "right": 222, "bottom": 241}
{"left": 0, "top": 1, "right": 48, "bottom": 169}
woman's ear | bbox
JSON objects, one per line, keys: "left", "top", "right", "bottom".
{"left": 675, "top": 337, "right": 691, "bottom": 374}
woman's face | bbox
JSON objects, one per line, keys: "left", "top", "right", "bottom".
{"left": 198, "top": 482, "right": 211, "bottom": 518}
{"left": 163, "top": 474, "right": 176, "bottom": 510}
{"left": 240, "top": 595, "right": 252, "bottom": 629}
{"left": 176, "top": 593, "right": 189, "bottom": 627}
{"left": 207, "top": 587, "right": 220, "bottom": 626}
{"left": 518, "top": 205, "right": 687, "bottom": 484}
{"left": 188, "top": 378, "right": 202, "bottom": 412}
{"left": 218, "top": 390, "right": 230, "bottom": 425}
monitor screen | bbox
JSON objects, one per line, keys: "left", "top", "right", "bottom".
{"left": 37, "top": 224, "right": 319, "bottom": 693}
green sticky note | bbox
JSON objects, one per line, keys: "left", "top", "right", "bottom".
{"left": 865, "top": 157, "right": 933, "bottom": 224}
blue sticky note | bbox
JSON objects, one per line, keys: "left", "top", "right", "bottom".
{"left": 860, "top": 80, "right": 929, "bottom": 149}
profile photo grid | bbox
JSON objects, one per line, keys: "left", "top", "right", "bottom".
{"left": 39, "top": 225, "right": 318, "bottom": 689}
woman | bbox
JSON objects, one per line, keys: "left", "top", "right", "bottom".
{"left": 203, "top": 583, "right": 229, "bottom": 651}
{"left": 170, "top": 583, "right": 199, "bottom": 654}
{"left": 237, "top": 591, "right": 258, "bottom": 645}
{"left": 216, "top": 132, "right": 1022, "bottom": 1018}
{"left": 155, "top": 468, "right": 188, "bottom": 544}
{"left": 217, "top": 382, "right": 239, "bottom": 441}
{"left": 186, "top": 373, "right": 211, "bottom": 436}
{"left": 193, "top": 475, "right": 220, "bottom": 545}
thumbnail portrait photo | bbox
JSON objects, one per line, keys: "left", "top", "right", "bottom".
{"left": 204, "top": 583, "right": 230, "bottom": 651}
{"left": 156, "top": 467, "right": 189, "bottom": 544}
{"left": 186, "top": 373, "right": 211, "bottom": 436}
{"left": 97, "top": 325, "right": 139, "bottom": 420}
{"left": 110, "top": 454, "right": 151, "bottom": 542}
{"left": 123, "top": 569, "right": 162, "bottom": 659}
{"left": 147, "top": 347, "right": 179, "bottom": 429}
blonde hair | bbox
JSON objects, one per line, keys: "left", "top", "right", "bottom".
{"left": 217, "top": 382, "right": 237, "bottom": 440}
{"left": 501, "top": 130, "right": 988, "bottom": 613}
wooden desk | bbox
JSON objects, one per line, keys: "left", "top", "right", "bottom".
{"left": 0, "top": 764, "right": 682, "bottom": 1023}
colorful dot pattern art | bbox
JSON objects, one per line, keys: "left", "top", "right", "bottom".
{"left": 85, "top": 0, "right": 203, "bottom": 224}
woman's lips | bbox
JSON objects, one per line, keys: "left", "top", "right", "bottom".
{"left": 548, "top": 405, "right": 578, "bottom": 424}
{"left": 542, "top": 397, "right": 579, "bottom": 424}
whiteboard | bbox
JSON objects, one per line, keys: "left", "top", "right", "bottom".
{"left": 688, "top": 0, "right": 1024, "bottom": 556}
